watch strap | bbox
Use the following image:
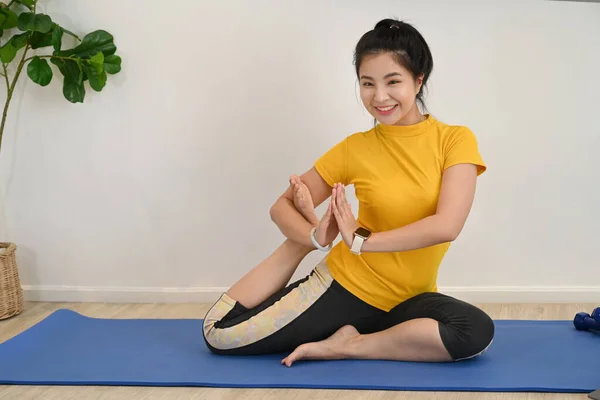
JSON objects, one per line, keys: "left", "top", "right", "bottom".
{"left": 350, "top": 235, "right": 365, "bottom": 255}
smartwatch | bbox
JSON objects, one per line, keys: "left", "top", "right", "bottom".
{"left": 350, "top": 227, "right": 372, "bottom": 255}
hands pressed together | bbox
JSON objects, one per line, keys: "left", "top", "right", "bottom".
{"left": 313, "top": 182, "right": 358, "bottom": 249}
{"left": 288, "top": 175, "right": 359, "bottom": 250}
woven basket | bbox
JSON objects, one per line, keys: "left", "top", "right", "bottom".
{"left": 0, "top": 242, "right": 23, "bottom": 320}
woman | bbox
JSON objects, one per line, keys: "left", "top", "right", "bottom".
{"left": 202, "top": 18, "right": 495, "bottom": 367}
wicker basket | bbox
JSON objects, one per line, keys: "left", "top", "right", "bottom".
{"left": 0, "top": 242, "right": 23, "bottom": 320}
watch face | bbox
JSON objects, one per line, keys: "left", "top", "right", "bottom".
{"left": 355, "top": 227, "right": 371, "bottom": 239}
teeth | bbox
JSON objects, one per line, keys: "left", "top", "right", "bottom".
{"left": 377, "top": 105, "right": 395, "bottom": 111}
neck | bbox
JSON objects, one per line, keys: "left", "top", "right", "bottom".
{"left": 393, "top": 106, "right": 424, "bottom": 126}
{"left": 376, "top": 112, "right": 434, "bottom": 138}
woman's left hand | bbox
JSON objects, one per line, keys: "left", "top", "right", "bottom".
{"left": 331, "top": 183, "right": 359, "bottom": 248}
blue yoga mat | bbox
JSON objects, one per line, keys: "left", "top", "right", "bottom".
{"left": 0, "top": 309, "right": 599, "bottom": 392}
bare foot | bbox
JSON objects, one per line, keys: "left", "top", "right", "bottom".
{"left": 289, "top": 175, "right": 318, "bottom": 225}
{"left": 281, "top": 325, "right": 360, "bottom": 367}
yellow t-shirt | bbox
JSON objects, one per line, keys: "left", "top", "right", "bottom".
{"left": 314, "top": 115, "right": 486, "bottom": 311}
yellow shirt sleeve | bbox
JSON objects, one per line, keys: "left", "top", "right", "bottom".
{"left": 314, "top": 137, "right": 349, "bottom": 186}
{"left": 443, "top": 127, "right": 487, "bottom": 175}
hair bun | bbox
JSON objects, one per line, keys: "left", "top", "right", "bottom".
{"left": 374, "top": 19, "right": 403, "bottom": 30}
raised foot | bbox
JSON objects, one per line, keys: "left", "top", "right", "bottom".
{"left": 281, "top": 325, "right": 360, "bottom": 367}
{"left": 289, "top": 174, "right": 318, "bottom": 225}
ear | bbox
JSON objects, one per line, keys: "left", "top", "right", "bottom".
{"left": 415, "top": 73, "right": 424, "bottom": 93}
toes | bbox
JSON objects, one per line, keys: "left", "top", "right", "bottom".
{"left": 282, "top": 347, "right": 303, "bottom": 367}
{"left": 281, "top": 355, "right": 292, "bottom": 367}
{"left": 290, "top": 175, "right": 302, "bottom": 192}
{"left": 284, "top": 353, "right": 297, "bottom": 367}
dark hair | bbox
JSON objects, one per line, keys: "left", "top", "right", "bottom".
{"left": 353, "top": 18, "right": 433, "bottom": 111}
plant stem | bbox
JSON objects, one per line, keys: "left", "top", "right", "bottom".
{"left": 62, "top": 29, "right": 81, "bottom": 42}
{"left": 24, "top": 54, "right": 82, "bottom": 63}
{"left": 0, "top": 44, "right": 30, "bottom": 154}
{"left": 2, "top": 64, "right": 8, "bottom": 95}
{"left": 6, "top": 0, "right": 34, "bottom": 11}
{"left": 0, "top": 1, "right": 37, "bottom": 152}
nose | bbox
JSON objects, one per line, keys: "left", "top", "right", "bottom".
{"left": 374, "top": 87, "right": 390, "bottom": 103}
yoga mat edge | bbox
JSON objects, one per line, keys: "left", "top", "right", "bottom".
{"left": 0, "top": 309, "right": 598, "bottom": 393}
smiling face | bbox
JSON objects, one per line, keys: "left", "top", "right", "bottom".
{"left": 358, "top": 52, "right": 424, "bottom": 126}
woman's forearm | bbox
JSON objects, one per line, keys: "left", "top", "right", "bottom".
{"left": 361, "top": 214, "right": 456, "bottom": 253}
{"left": 270, "top": 198, "right": 316, "bottom": 249}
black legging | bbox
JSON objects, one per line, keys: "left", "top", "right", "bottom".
{"left": 203, "top": 260, "right": 494, "bottom": 360}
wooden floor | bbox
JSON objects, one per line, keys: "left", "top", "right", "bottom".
{"left": 0, "top": 301, "right": 596, "bottom": 399}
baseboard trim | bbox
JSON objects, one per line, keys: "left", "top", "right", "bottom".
{"left": 440, "top": 286, "right": 600, "bottom": 303}
{"left": 21, "top": 285, "right": 600, "bottom": 304}
{"left": 21, "top": 285, "right": 228, "bottom": 304}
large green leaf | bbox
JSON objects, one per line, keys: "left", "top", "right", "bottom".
{"left": 103, "top": 55, "right": 121, "bottom": 74}
{"left": 89, "top": 51, "right": 103, "bottom": 70}
{"left": 0, "top": 32, "right": 29, "bottom": 63}
{"left": 27, "top": 55, "right": 52, "bottom": 86}
{"left": 0, "top": 44, "right": 16, "bottom": 64}
{"left": 30, "top": 30, "right": 52, "bottom": 49}
{"left": 12, "top": 31, "right": 29, "bottom": 48}
{"left": 17, "top": 12, "right": 52, "bottom": 33}
{"left": 56, "top": 30, "right": 115, "bottom": 59}
{"left": 63, "top": 77, "right": 85, "bottom": 103}
{"left": 51, "top": 24, "right": 62, "bottom": 51}
{"left": 0, "top": 8, "right": 18, "bottom": 29}
{"left": 51, "top": 57, "right": 85, "bottom": 103}
{"left": 29, "top": 23, "right": 64, "bottom": 50}
{"left": 82, "top": 62, "right": 106, "bottom": 92}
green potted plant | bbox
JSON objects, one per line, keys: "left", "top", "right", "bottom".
{"left": 0, "top": 0, "right": 122, "bottom": 319}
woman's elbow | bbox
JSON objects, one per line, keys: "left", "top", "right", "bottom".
{"left": 445, "top": 229, "right": 459, "bottom": 243}
{"left": 269, "top": 198, "right": 285, "bottom": 222}
{"left": 436, "top": 216, "right": 464, "bottom": 243}
{"left": 444, "top": 223, "right": 465, "bottom": 242}
{"left": 269, "top": 202, "right": 278, "bottom": 222}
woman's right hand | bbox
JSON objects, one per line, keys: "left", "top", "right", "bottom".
{"left": 313, "top": 199, "right": 339, "bottom": 248}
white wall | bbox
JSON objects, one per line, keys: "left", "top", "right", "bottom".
{"left": 1, "top": 0, "right": 599, "bottom": 304}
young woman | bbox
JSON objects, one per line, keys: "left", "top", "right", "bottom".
{"left": 202, "top": 18, "right": 495, "bottom": 367}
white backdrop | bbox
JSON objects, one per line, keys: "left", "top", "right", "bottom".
{"left": 0, "top": 0, "right": 599, "bottom": 303}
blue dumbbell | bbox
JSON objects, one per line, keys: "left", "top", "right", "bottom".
{"left": 592, "top": 307, "right": 600, "bottom": 322}
{"left": 573, "top": 307, "right": 600, "bottom": 331}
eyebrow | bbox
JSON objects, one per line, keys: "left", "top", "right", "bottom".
{"left": 360, "top": 72, "right": 402, "bottom": 80}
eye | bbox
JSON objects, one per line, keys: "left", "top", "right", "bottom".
{"left": 388, "top": 80, "right": 401, "bottom": 85}
{"left": 362, "top": 82, "right": 373, "bottom": 87}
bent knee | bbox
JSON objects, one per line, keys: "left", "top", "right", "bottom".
{"left": 202, "top": 321, "right": 230, "bottom": 355}
{"left": 441, "top": 308, "right": 495, "bottom": 361}
{"left": 201, "top": 293, "right": 249, "bottom": 354}
{"left": 202, "top": 315, "right": 252, "bottom": 355}
{"left": 202, "top": 319, "right": 220, "bottom": 353}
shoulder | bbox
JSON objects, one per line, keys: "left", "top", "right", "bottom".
{"left": 319, "top": 128, "right": 378, "bottom": 156}
{"left": 348, "top": 127, "right": 376, "bottom": 140}
{"left": 431, "top": 117, "right": 477, "bottom": 141}
{"left": 429, "top": 118, "right": 483, "bottom": 154}
{"left": 430, "top": 117, "right": 486, "bottom": 174}
{"left": 344, "top": 127, "right": 379, "bottom": 148}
